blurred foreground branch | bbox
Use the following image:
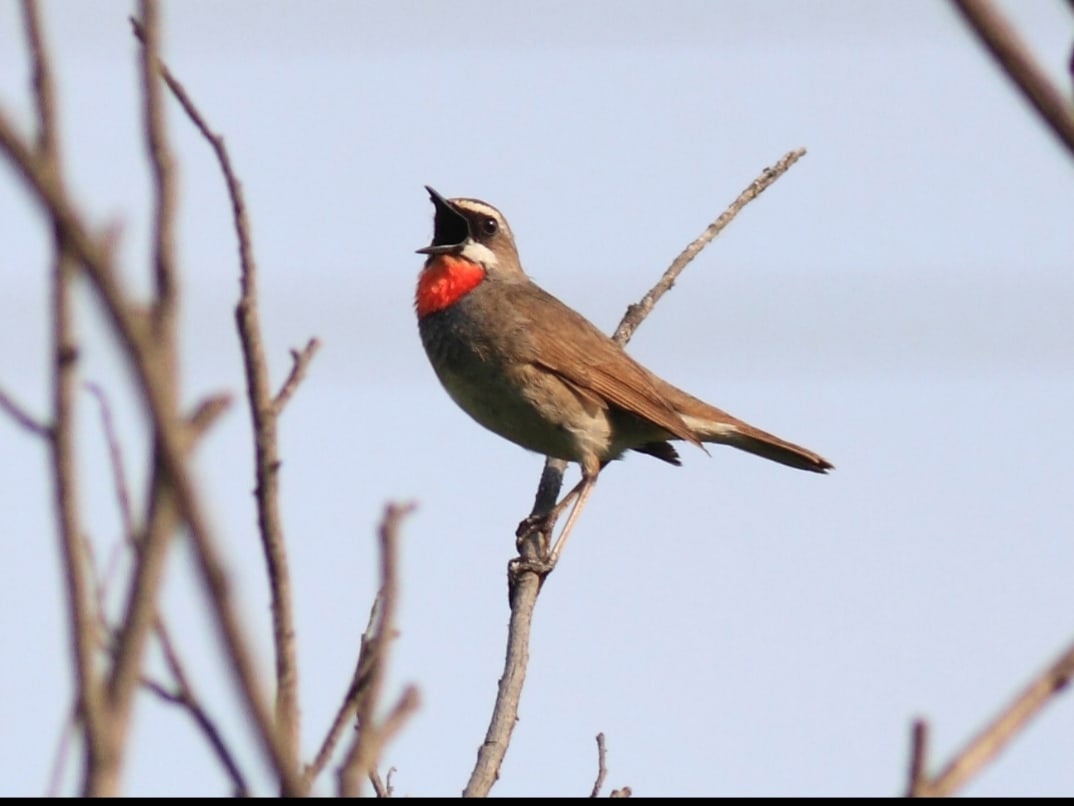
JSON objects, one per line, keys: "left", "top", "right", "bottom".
{"left": 952, "top": 0, "right": 1074, "bottom": 159}
{"left": 907, "top": 636, "right": 1074, "bottom": 797}
{"left": 336, "top": 502, "right": 420, "bottom": 797}
{"left": 0, "top": 3, "right": 303, "bottom": 793}
{"left": 129, "top": 14, "right": 321, "bottom": 768}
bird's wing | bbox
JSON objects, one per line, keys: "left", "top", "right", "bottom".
{"left": 504, "top": 282, "right": 703, "bottom": 449}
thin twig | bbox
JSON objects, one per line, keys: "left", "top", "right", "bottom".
{"left": 306, "top": 651, "right": 419, "bottom": 791}
{"left": 44, "top": 706, "right": 77, "bottom": 797}
{"left": 82, "top": 514, "right": 124, "bottom": 652}
{"left": 337, "top": 503, "right": 419, "bottom": 797}
{"left": 951, "top": 0, "right": 1074, "bottom": 159}
{"left": 23, "top": 0, "right": 56, "bottom": 157}
{"left": 85, "top": 383, "right": 136, "bottom": 540}
{"left": 909, "top": 637, "right": 1074, "bottom": 797}
{"left": 151, "top": 619, "right": 250, "bottom": 796}
{"left": 906, "top": 719, "right": 929, "bottom": 797}
{"left": 139, "top": 1, "right": 177, "bottom": 322}
{"left": 371, "top": 687, "right": 421, "bottom": 749}
{"left": 612, "top": 148, "right": 807, "bottom": 345}
{"left": 464, "top": 150, "right": 808, "bottom": 797}
{"left": 590, "top": 732, "right": 608, "bottom": 798}
{"left": 386, "top": 767, "right": 397, "bottom": 796}
{"left": 369, "top": 768, "right": 389, "bottom": 798}
{"left": 186, "top": 393, "right": 233, "bottom": 443}
{"left": 273, "top": 338, "right": 321, "bottom": 415}
{"left": 130, "top": 16, "right": 312, "bottom": 763}
{"left": 107, "top": 457, "right": 185, "bottom": 721}
{"left": 305, "top": 594, "right": 385, "bottom": 785}
{"left": 0, "top": 385, "right": 50, "bottom": 437}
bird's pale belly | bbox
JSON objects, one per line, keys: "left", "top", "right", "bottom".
{"left": 418, "top": 312, "right": 609, "bottom": 464}
{"left": 432, "top": 358, "right": 613, "bottom": 465}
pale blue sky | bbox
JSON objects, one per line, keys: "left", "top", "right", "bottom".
{"left": 1, "top": 0, "right": 1073, "bottom": 796}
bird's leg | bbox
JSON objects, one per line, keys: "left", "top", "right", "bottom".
{"left": 515, "top": 467, "right": 599, "bottom": 558}
{"left": 516, "top": 460, "right": 600, "bottom": 569}
{"left": 547, "top": 473, "right": 596, "bottom": 565}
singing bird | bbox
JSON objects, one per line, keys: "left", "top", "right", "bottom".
{"left": 415, "top": 187, "right": 831, "bottom": 563}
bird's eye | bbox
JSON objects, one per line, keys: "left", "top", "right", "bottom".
{"left": 480, "top": 217, "right": 498, "bottom": 236}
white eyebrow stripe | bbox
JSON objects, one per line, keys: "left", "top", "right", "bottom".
{"left": 451, "top": 199, "right": 504, "bottom": 221}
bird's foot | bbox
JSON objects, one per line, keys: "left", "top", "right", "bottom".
{"left": 515, "top": 511, "right": 554, "bottom": 543}
{"left": 515, "top": 512, "right": 555, "bottom": 557}
{"left": 512, "top": 511, "right": 559, "bottom": 584}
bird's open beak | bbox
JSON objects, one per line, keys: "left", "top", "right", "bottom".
{"left": 416, "top": 186, "right": 471, "bottom": 255}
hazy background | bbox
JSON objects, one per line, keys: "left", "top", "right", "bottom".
{"left": 1, "top": 0, "right": 1073, "bottom": 796}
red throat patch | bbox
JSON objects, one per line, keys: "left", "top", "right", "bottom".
{"left": 415, "top": 255, "right": 485, "bottom": 317}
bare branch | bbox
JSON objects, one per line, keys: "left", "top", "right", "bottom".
{"left": 336, "top": 687, "right": 418, "bottom": 797}
{"left": 19, "top": 1, "right": 115, "bottom": 794}
{"left": 465, "top": 150, "right": 809, "bottom": 797}
{"left": 0, "top": 385, "right": 50, "bottom": 437}
{"left": 951, "top": 0, "right": 1074, "bottom": 159}
{"left": 22, "top": 0, "right": 57, "bottom": 157}
{"left": 463, "top": 548, "right": 539, "bottom": 796}
{"left": 229, "top": 116, "right": 302, "bottom": 774}
{"left": 307, "top": 611, "right": 417, "bottom": 791}
{"left": 612, "top": 148, "right": 807, "bottom": 345}
{"left": 336, "top": 503, "right": 418, "bottom": 797}
{"left": 107, "top": 460, "right": 185, "bottom": 726}
{"left": 373, "top": 686, "right": 420, "bottom": 747}
{"left": 910, "top": 638, "right": 1074, "bottom": 797}
{"left": 86, "top": 377, "right": 248, "bottom": 795}
{"left": 101, "top": 353, "right": 234, "bottom": 784}
{"left": 305, "top": 595, "right": 385, "bottom": 785}
{"left": 590, "top": 732, "right": 608, "bottom": 798}
{"left": 308, "top": 505, "right": 417, "bottom": 789}
{"left": 130, "top": 15, "right": 314, "bottom": 761}
{"left": 369, "top": 765, "right": 398, "bottom": 797}
{"left": 87, "top": 5, "right": 208, "bottom": 794}
{"left": 0, "top": 112, "right": 126, "bottom": 303}
{"left": 138, "top": 0, "right": 178, "bottom": 322}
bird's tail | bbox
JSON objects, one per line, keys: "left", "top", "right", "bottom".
{"left": 677, "top": 403, "right": 832, "bottom": 473}
{"left": 700, "top": 418, "right": 832, "bottom": 473}
{"left": 645, "top": 373, "right": 833, "bottom": 473}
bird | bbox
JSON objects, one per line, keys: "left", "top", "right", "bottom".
{"left": 415, "top": 186, "right": 831, "bottom": 565}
